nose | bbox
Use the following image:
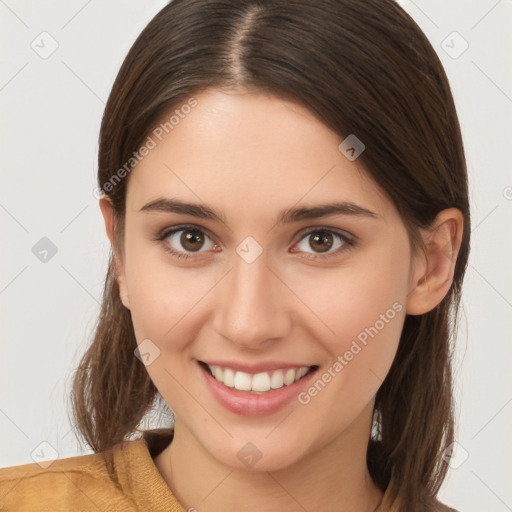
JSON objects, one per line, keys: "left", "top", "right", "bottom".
{"left": 212, "top": 250, "right": 292, "bottom": 350}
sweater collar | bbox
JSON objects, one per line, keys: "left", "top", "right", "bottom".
{"left": 114, "top": 428, "right": 184, "bottom": 512}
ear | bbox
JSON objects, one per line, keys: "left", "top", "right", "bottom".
{"left": 99, "top": 197, "right": 131, "bottom": 310}
{"left": 406, "top": 208, "right": 464, "bottom": 315}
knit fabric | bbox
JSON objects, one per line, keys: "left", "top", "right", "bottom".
{"left": 0, "top": 428, "right": 185, "bottom": 511}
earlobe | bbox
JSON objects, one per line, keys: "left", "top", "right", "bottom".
{"left": 117, "top": 277, "right": 131, "bottom": 310}
{"left": 406, "top": 208, "right": 463, "bottom": 316}
{"left": 99, "top": 197, "right": 131, "bottom": 310}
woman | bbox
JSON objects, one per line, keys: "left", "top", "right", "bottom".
{"left": 0, "top": 0, "right": 469, "bottom": 510}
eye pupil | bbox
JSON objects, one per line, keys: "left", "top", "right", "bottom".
{"left": 310, "top": 231, "right": 333, "bottom": 253}
{"left": 181, "top": 230, "right": 204, "bottom": 251}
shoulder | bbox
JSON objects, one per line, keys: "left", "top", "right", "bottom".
{"left": 0, "top": 429, "right": 178, "bottom": 512}
{"left": 0, "top": 440, "right": 135, "bottom": 511}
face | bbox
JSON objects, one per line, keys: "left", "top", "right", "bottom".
{"left": 111, "top": 88, "right": 417, "bottom": 471}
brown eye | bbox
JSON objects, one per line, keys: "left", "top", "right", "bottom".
{"left": 292, "top": 228, "right": 353, "bottom": 260}
{"left": 161, "top": 226, "right": 216, "bottom": 257}
{"left": 180, "top": 229, "right": 205, "bottom": 252}
{"left": 308, "top": 231, "right": 334, "bottom": 253}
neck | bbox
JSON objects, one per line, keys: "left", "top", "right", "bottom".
{"left": 154, "top": 404, "right": 383, "bottom": 512}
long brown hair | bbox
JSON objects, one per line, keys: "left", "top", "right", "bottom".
{"left": 70, "top": 1, "right": 470, "bottom": 510}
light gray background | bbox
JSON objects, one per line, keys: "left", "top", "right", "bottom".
{"left": 1, "top": 1, "right": 511, "bottom": 510}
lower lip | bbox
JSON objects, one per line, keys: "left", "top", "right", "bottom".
{"left": 198, "top": 362, "right": 318, "bottom": 416}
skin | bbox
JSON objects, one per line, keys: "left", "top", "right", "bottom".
{"left": 100, "top": 88, "right": 463, "bottom": 512}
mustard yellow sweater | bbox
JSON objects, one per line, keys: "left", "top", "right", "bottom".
{"left": 0, "top": 428, "right": 185, "bottom": 511}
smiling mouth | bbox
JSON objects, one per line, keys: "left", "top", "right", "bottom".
{"left": 199, "top": 362, "right": 319, "bottom": 394}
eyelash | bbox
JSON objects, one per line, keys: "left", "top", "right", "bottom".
{"left": 155, "top": 224, "right": 355, "bottom": 261}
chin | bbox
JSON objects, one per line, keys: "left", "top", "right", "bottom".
{"left": 198, "top": 426, "right": 314, "bottom": 473}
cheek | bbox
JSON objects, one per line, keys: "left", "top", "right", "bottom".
{"left": 125, "top": 261, "right": 210, "bottom": 347}
{"left": 290, "top": 243, "right": 409, "bottom": 347}
{"left": 122, "top": 221, "right": 214, "bottom": 341}
{"left": 293, "top": 248, "right": 409, "bottom": 420}
{"left": 122, "top": 246, "right": 213, "bottom": 418}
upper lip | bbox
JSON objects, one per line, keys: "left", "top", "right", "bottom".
{"left": 200, "top": 360, "right": 316, "bottom": 375}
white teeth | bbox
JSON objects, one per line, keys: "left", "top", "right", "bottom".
{"left": 283, "top": 368, "right": 295, "bottom": 386}
{"left": 234, "top": 371, "right": 252, "bottom": 391}
{"left": 252, "top": 372, "right": 271, "bottom": 392}
{"left": 206, "top": 364, "right": 311, "bottom": 393}
{"left": 213, "top": 366, "right": 224, "bottom": 381}
{"left": 223, "top": 368, "right": 235, "bottom": 388}
{"left": 296, "top": 367, "right": 309, "bottom": 380}
{"left": 270, "top": 370, "right": 284, "bottom": 389}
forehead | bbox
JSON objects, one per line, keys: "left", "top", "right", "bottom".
{"left": 125, "top": 88, "right": 390, "bottom": 221}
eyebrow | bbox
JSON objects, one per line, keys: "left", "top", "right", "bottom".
{"left": 139, "top": 198, "right": 378, "bottom": 226}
